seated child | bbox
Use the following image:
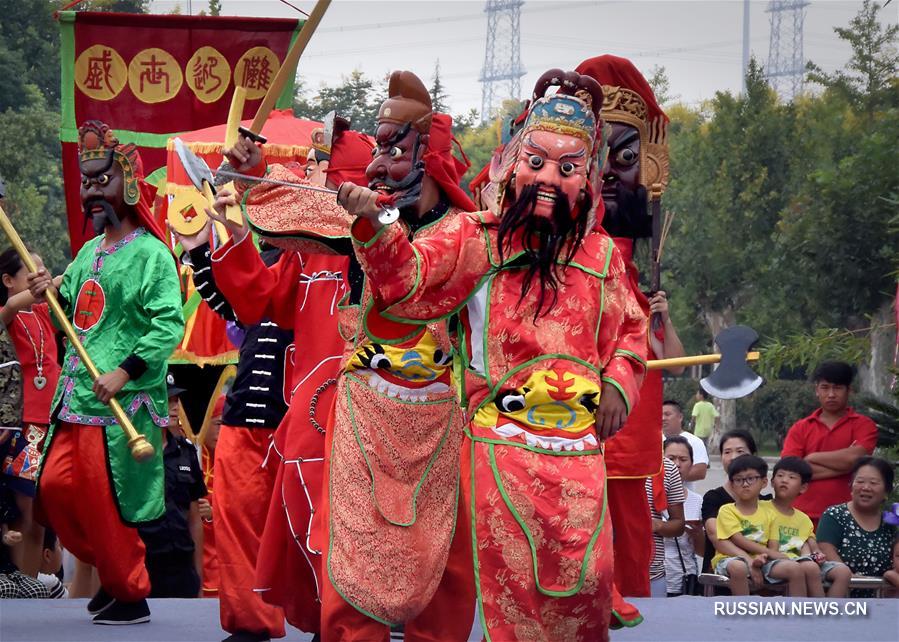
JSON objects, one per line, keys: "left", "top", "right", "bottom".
{"left": 0, "top": 485, "right": 48, "bottom": 598}
{"left": 763, "top": 456, "right": 852, "bottom": 597}
{"left": 710, "top": 454, "right": 772, "bottom": 595}
{"left": 38, "top": 528, "right": 68, "bottom": 599}
{"left": 884, "top": 537, "right": 899, "bottom": 598}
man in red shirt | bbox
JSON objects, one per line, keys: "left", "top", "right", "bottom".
{"left": 781, "top": 362, "right": 878, "bottom": 525}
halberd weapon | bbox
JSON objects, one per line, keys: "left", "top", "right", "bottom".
{"left": 0, "top": 177, "right": 154, "bottom": 461}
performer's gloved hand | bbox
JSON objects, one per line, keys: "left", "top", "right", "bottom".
{"left": 26, "top": 268, "right": 55, "bottom": 302}
{"left": 93, "top": 367, "right": 130, "bottom": 404}
{"left": 595, "top": 383, "right": 628, "bottom": 441}
{"left": 223, "top": 133, "right": 263, "bottom": 174}
{"left": 337, "top": 183, "right": 383, "bottom": 226}
{"left": 205, "top": 189, "right": 250, "bottom": 245}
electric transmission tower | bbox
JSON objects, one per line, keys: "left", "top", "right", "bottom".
{"left": 479, "top": 0, "right": 526, "bottom": 122}
{"left": 765, "top": 0, "right": 810, "bottom": 99}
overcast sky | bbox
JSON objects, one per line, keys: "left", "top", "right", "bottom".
{"left": 150, "top": 0, "right": 898, "bottom": 115}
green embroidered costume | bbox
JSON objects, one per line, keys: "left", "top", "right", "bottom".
{"left": 39, "top": 228, "right": 183, "bottom": 523}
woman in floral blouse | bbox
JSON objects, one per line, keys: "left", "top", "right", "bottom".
{"left": 817, "top": 457, "right": 896, "bottom": 592}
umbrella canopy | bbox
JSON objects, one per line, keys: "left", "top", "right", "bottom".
{"left": 163, "top": 109, "right": 322, "bottom": 193}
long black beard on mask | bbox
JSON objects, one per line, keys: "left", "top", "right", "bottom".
{"left": 602, "top": 182, "right": 650, "bottom": 238}
{"left": 492, "top": 183, "right": 590, "bottom": 320}
{"left": 83, "top": 198, "right": 122, "bottom": 236}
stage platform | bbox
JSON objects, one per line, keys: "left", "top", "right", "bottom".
{"left": 1, "top": 597, "right": 897, "bottom": 641}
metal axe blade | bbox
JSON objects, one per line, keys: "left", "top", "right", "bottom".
{"left": 174, "top": 138, "right": 215, "bottom": 194}
{"left": 0, "top": 175, "right": 6, "bottom": 199}
{"left": 700, "top": 325, "right": 764, "bottom": 400}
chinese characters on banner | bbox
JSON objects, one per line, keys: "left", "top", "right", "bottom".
{"left": 59, "top": 10, "right": 303, "bottom": 253}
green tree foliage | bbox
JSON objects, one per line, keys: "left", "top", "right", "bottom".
{"left": 0, "top": 0, "right": 63, "bottom": 111}
{"left": 664, "top": 59, "right": 796, "bottom": 345}
{"left": 646, "top": 65, "right": 676, "bottom": 105}
{"left": 430, "top": 60, "right": 449, "bottom": 114}
{"left": 806, "top": 0, "right": 898, "bottom": 115}
{"left": 735, "top": 380, "right": 818, "bottom": 451}
{"left": 294, "top": 70, "right": 385, "bottom": 135}
{"left": 80, "top": 0, "right": 150, "bottom": 11}
{"left": 208, "top": 0, "right": 221, "bottom": 16}
{"left": 0, "top": 87, "right": 69, "bottom": 273}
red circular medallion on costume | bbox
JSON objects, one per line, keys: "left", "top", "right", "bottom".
{"left": 73, "top": 279, "right": 106, "bottom": 332}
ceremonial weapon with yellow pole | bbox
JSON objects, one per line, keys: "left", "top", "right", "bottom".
{"left": 0, "top": 178, "right": 154, "bottom": 461}
{"left": 646, "top": 325, "right": 763, "bottom": 400}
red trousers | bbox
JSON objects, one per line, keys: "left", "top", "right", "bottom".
{"left": 39, "top": 422, "right": 150, "bottom": 602}
{"left": 608, "top": 477, "right": 652, "bottom": 598}
{"left": 319, "top": 419, "right": 474, "bottom": 642}
{"left": 214, "top": 426, "right": 285, "bottom": 637}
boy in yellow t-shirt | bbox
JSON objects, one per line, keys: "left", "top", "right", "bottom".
{"left": 763, "top": 457, "right": 852, "bottom": 596}
{"left": 711, "top": 455, "right": 772, "bottom": 595}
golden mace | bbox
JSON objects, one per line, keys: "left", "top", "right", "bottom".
{"left": 0, "top": 200, "right": 155, "bottom": 461}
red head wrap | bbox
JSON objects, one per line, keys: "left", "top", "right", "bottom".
{"left": 77, "top": 120, "right": 168, "bottom": 245}
{"left": 575, "top": 55, "right": 668, "bottom": 125}
{"left": 324, "top": 130, "right": 375, "bottom": 187}
{"left": 423, "top": 113, "right": 476, "bottom": 211}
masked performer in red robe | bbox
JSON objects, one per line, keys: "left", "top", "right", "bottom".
{"left": 575, "top": 55, "right": 672, "bottom": 612}
{"left": 340, "top": 69, "right": 648, "bottom": 642}
{"left": 173, "top": 126, "right": 370, "bottom": 639}
{"left": 212, "top": 73, "right": 477, "bottom": 641}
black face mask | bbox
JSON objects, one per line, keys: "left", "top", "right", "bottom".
{"left": 602, "top": 182, "right": 649, "bottom": 238}
{"left": 83, "top": 197, "right": 121, "bottom": 235}
{"left": 493, "top": 182, "right": 590, "bottom": 320}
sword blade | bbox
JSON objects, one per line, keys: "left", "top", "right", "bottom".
{"left": 212, "top": 169, "right": 338, "bottom": 195}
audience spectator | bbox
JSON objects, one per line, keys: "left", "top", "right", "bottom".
{"left": 701, "top": 430, "right": 771, "bottom": 573}
{"left": 663, "top": 437, "right": 704, "bottom": 597}
{"left": 37, "top": 529, "right": 67, "bottom": 599}
{"left": 137, "top": 377, "right": 206, "bottom": 598}
{"left": 1, "top": 485, "right": 47, "bottom": 598}
{"left": 763, "top": 457, "right": 851, "bottom": 597}
{"left": 662, "top": 400, "right": 709, "bottom": 489}
{"left": 710, "top": 455, "right": 771, "bottom": 595}
{"left": 816, "top": 457, "right": 897, "bottom": 596}
{"left": 781, "top": 362, "right": 878, "bottom": 525}
{"left": 690, "top": 390, "right": 718, "bottom": 447}
{"left": 0, "top": 248, "right": 62, "bottom": 580}
{"left": 646, "top": 457, "right": 686, "bottom": 597}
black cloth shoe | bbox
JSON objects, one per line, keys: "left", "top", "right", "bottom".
{"left": 91, "top": 598, "right": 150, "bottom": 625}
{"left": 86, "top": 587, "right": 115, "bottom": 615}
{"left": 221, "top": 632, "right": 271, "bottom": 642}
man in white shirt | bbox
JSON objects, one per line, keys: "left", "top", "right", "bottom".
{"left": 662, "top": 400, "right": 709, "bottom": 489}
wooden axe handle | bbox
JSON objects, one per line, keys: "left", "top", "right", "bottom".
{"left": 0, "top": 203, "right": 154, "bottom": 461}
{"left": 647, "top": 351, "right": 761, "bottom": 371}
{"left": 247, "top": 0, "right": 332, "bottom": 136}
